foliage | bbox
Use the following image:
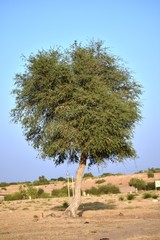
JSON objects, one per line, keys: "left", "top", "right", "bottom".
{"left": 100, "top": 173, "right": 122, "bottom": 177}
{"left": 129, "top": 178, "right": 146, "bottom": 190}
{"left": 152, "top": 193, "right": 159, "bottom": 199}
{"left": 4, "top": 186, "right": 50, "bottom": 201}
{"left": 85, "top": 184, "right": 120, "bottom": 196}
{"left": 57, "top": 177, "right": 66, "bottom": 181}
{"left": 95, "top": 179, "right": 106, "bottom": 184}
{"left": 51, "top": 186, "right": 68, "bottom": 197}
{"left": 147, "top": 171, "right": 154, "bottom": 178}
{"left": 0, "top": 182, "right": 10, "bottom": 187}
{"left": 33, "top": 176, "right": 49, "bottom": 186}
{"left": 11, "top": 40, "right": 142, "bottom": 167}
{"left": 83, "top": 172, "right": 94, "bottom": 178}
{"left": 143, "top": 192, "right": 159, "bottom": 199}
{"left": 148, "top": 168, "right": 160, "bottom": 173}
{"left": 143, "top": 192, "right": 152, "bottom": 199}
{"left": 127, "top": 193, "right": 136, "bottom": 200}
{"left": 146, "top": 182, "right": 155, "bottom": 190}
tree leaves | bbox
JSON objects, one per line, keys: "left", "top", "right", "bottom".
{"left": 11, "top": 40, "right": 142, "bottom": 165}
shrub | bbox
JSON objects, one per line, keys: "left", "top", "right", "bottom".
{"left": 127, "top": 193, "right": 135, "bottom": 200}
{"left": 57, "top": 177, "right": 66, "bottom": 181}
{"left": 33, "top": 176, "right": 49, "bottom": 186}
{"left": 119, "top": 195, "right": 125, "bottom": 201}
{"left": 85, "top": 184, "right": 120, "bottom": 196}
{"left": 152, "top": 194, "right": 158, "bottom": 199}
{"left": 27, "top": 186, "right": 38, "bottom": 199}
{"left": 95, "top": 179, "right": 106, "bottom": 184}
{"left": 4, "top": 192, "right": 25, "bottom": 201}
{"left": 4, "top": 186, "right": 50, "bottom": 201}
{"left": 37, "top": 188, "right": 44, "bottom": 196}
{"left": 147, "top": 171, "right": 154, "bottom": 178}
{"left": 143, "top": 192, "right": 152, "bottom": 199}
{"left": 51, "top": 186, "right": 68, "bottom": 197}
{"left": 129, "top": 178, "right": 146, "bottom": 190}
{"left": 85, "top": 187, "right": 100, "bottom": 195}
{"left": 146, "top": 182, "right": 155, "bottom": 190}
{"left": 83, "top": 172, "right": 94, "bottom": 178}
{"left": 0, "top": 182, "right": 10, "bottom": 187}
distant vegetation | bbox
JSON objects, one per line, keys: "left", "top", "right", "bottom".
{"left": 4, "top": 186, "right": 50, "bottom": 201}
{"left": 100, "top": 173, "right": 123, "bottom": 177}
{"left": 85, "top": 184, "right": 120, "bottom": 196}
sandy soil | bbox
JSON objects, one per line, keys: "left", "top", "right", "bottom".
{"left": 0, "top": 194, "right": 160, "bottom": 240}
{"left": 0, "top": 173, "right": 160, "bottom": 240}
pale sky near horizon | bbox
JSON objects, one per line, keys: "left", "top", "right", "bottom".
{"left": 0, "top": 0, "right": 160, "bottom": 182}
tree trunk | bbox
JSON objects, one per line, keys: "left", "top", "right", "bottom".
{"left": 64, "top": 153, "right": 87, "bottom": 217}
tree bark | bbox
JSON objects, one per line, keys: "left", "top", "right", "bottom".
{"left": 64, "top": 153, "right": 87, "bottom": 217}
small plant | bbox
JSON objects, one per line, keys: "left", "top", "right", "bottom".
{"left": 127, "top": 193, "right": 135, "bottom": 200}
{"left": 143, "top": 192, "right": 152, "bottom": 199}
{"left": 147, "top": 171, "right": 154, "bottom": 178}
{"left": 119, "top": 195, "right": 125, "bottom": 201}
{"left": 152, "top": 194, "right": 158, "bottom": 199}
{"left": 95, "top": 179, "right": 105, "bottom": 184}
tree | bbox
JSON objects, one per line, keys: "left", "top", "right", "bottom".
{"left": 11, "top": 40, "right": 142, "bottom": 217}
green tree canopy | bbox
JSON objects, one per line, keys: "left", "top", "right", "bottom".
{"left": 11, "top": 40, "right": 142, "bottom": 166}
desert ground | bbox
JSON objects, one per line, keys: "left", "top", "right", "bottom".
{"left": 0, "top": 173, "right": 160, "bottom": 240}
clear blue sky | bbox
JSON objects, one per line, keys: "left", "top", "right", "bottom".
{"left": 0, "top": 0, "right": 160, "bottom": 182}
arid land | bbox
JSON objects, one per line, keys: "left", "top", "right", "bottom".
{"left": 0, "top": 173, "right": 160, "bottom": 240}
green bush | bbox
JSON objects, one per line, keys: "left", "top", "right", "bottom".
{"left": 4, "top": 193, "right": 21, "bottom": 201}
{"left": 51, "top": 186, "right": 68, "bottom": 197}
{"left": 127, "top": 193, "right": 135, "bottom": 200}
{"left": 57, "top": 177, "right": 66, "bottom": 181}
{"left": 129, "top": 178, "right": 146, "bottom": 190}
{"left": 83, "top": 172, "right": 94, "bottom": 178}
{"left": 33, "top": 176, "right": 49, "bottom": 186}
{"left": 0, "top": 182, "right": 10, "bottom": 187}
{"left": 143, "top": 192, "right": 152, "bottom": 199}
{"left": 152, "top": 194, "right": 158, "bottom": 199}
{"left": 85, "top": 184, "right": 120, "bottom": 196}
{"left": 95, "top": 179, "right": 106, "bottom": 184}
{"left": 147, "top": 171, "right": 154, "bottom": 178}
{"left": 146, "top": 182, "right": 155, "bottom": 190}
{"left": 4, "top": 186, "right": 50, "bottom": 201}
